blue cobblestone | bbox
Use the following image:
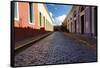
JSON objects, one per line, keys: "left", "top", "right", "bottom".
{"left": 15, "top": 32, "right": 97, "bottom": 66}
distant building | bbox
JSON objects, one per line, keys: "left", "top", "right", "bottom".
{"left": 62, "top": 5, "right": 97, "bottom": 38}
{"left": 13, "top": 1, "right": 54, "bottom": 31}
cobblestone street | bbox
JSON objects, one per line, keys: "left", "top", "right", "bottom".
{"left": 15, "top": 32, "right": 97, "bottom": 66}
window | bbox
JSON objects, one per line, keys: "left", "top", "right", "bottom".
{"left": 14, "top": 2, "right": 19, "bottom": 20}
{"left": 43, "top": 16, "right": 45, "bottom": 27}
{"left": 40, "top": 12, "right": 42, "bottom": 26}
{"left": 80, "top": 6, "right": 85, "bottom": 12}
{"left": 46, "top": 19, "right": 48, "bottom": 25}
{"left": 29, "top": 2, "right": 34, "bottom": 23}
{"left": 74, "top": 14, "right": 76, "bottom": 17}
{"left": 46, "top": 19, "right": 48, "bottom": 24}
{"left": 68, "top": 20, "right": 69, "bottom": 22}
{"left": 70, "top": 18, "right": 72, "bottom": 20}
{"left": 74, "top": 11, "right": 76, "bottom": 17}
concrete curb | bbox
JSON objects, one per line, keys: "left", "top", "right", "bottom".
{"left": 63, "top": 32, "right": 96, "bottom": 50}
{"left": 15, "top": 32, "right": 53, "bottom": 51}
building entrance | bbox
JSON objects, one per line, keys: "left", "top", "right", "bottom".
{"left": 81, "top": 15, "right": 84, "bottom": 34}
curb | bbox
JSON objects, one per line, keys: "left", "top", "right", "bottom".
{"left": 15, "top": 32, "right": 53, "bottom": 51}
{"left": 63, "top": 32, "right": 96, "bottom": 50}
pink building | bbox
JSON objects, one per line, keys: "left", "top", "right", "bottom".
{"left": 12, "top": 1, "right": 54, "bottom": 42}
{"left": 63, "top": 5, "right": 97, "bottom": 38}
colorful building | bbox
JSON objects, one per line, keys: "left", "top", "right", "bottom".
{"left": 12, "top": 1, "right": 54, "bottom": 42}
{"left": 13, "top": 1, "right": 54, "bottom": 31}
{"left": 62, "top": 5, "right": 97, "bottom": 38}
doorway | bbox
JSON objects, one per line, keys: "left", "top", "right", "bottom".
{"left": 94, "top": 7, "right": 97, "bottom": 36}
{"left": 81, "top": 15, "right": 84, "bottom": 34}
{"left": 71, "top": 22, "right": 72, "bottom": 32}
{"left": 74, "top": 20, "right": 76, "bottom": 33}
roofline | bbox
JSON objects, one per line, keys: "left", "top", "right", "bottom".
{"left": 11, "top": 1, "right": 98, "bottom": 7}
{"left": 44, "top": 4, "right": 54, "bottom": 25}
{"left": 63, "top": 6, "right": 73, "bottom": 24}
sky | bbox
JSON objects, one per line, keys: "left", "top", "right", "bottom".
{"left": 46, "top": 3, "right": 72, "bottom": 25}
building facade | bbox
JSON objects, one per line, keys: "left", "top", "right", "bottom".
{"left": 62, "top": 5, "right": 97, "bottom": 38}
{"left": 12, "top": 1, "right": 54, "bottom": 42}
{"left": 13, "top": 1, "right": 54, "bottom": 31}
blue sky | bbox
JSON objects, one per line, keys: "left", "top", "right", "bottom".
{"left": 46, "top": 4, "right": 72, "bottom": 25}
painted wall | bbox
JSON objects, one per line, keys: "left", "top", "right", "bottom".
{"left": 38, "top": 3, "right": 54, "bottom": 31}
{"left": 14, "top": 2, "right": 54, "bottom": 31}
{"left": 14, "top": 2, "right": 29, "bottom": 28}
{"left": 14, "top": 2, "right": 39, "bottom": 29}
{"left": 62, "top": 6, "right": 97, "bottom": 37}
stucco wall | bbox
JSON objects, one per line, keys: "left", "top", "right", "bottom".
{"left": 38, "top": 3, "right": 54, "bottom": 31}
{"left": 14, "top": 2, "right": 29, "bottom": 28}
{"left": 14, "top": 2, "right": 54, "bottom": 31}
{"left": 62, "top": 6, "right": 97, "bottom": 37}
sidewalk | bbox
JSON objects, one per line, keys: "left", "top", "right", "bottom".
{"left": 64, "top": 32, "right": 97, "bottom": 50}
{"left": 15, "top": 32, "right": 53, "bottom": 50}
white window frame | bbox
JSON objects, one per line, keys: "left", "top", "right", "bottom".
{"left": 14, "top": 2, "right": 19, "bottom": 21}
{"left": 28, "top": 3, "right": 35, "bottom": 25}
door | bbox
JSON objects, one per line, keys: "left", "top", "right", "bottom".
{"left": 81, "top": 15, "right": 84, "bottom": 34}
{"left": 74, "top": 20, "right": 76, "bottom": 33}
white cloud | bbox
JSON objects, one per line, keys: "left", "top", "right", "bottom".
{"left": 49, "top": 12, "right": 55, "bottom": 22}
{"left": 49, "top": 12, "right": 66, "bottom": 25}
{"left": 50, "top": 12, "right": 53, "bottom": 17}
{"left": 54, "top": 14, "right": 66, "bottom": 25}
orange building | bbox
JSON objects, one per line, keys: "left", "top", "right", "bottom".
{"left": 14, "top": 1, "right": 53, "bottom": 30}
{"left": 12, "top": 1, "right": 54, "bottom": 42}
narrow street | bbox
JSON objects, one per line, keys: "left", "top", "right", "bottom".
{"left": 15, "top": 32, "right": 97, "bottom": 66}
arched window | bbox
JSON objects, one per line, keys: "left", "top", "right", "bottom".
{"left": 70, "top": 17, "right": 72, "bottom": 20}
{"left": 73, "top": 11, "right": 76, "bottom": 17}
{"left": 80, "top": 6, "right": 85, "bottom": 12}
